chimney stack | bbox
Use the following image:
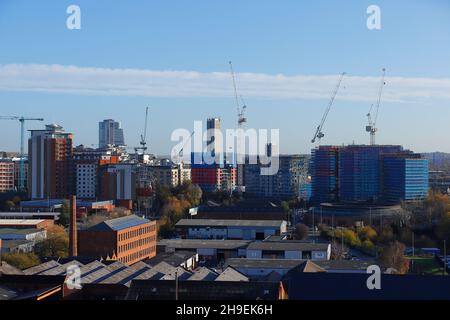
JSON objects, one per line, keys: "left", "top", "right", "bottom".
{"left": 69, "top": 195, "right": 78, "bottom": 257}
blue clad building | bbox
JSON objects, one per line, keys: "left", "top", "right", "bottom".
{"left": 383, "top": 155, "right": 429, "bottom": 202}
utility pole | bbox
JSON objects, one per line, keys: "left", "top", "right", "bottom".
{"left": 444, "top": 240, "right": 447, "bottom": 276}
{"left": 175, "top": 270, "right": 179, "bottom": 301}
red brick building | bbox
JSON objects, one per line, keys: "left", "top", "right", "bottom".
{"left": 78, "top": 215, "right": 156, "bottom": 265}
{"left": 28, "top": 124, "right": 74, "bottom": 200}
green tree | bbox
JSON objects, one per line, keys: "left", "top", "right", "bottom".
{"left": 1, "top": 252, "right": 40, "bottom": 270}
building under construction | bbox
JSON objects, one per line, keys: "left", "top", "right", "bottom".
{"left": 311, "top": 144, "right": 428, "bottom": 205}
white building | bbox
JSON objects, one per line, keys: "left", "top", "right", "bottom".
{"left": 175, "top": 219, "right": 288, "bottom": 240}
{"left": 246, "top": 242, "right": 331, "bottom": 260}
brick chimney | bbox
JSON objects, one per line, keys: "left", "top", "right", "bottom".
{"left": 69, "top": 195, "right": 78, "bottom": 257}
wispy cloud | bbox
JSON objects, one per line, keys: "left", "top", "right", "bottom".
{"left": 1, "top": 64, "right": 450, "bottom": 102}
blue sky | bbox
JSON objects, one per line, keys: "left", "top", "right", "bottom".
{"left": 0, "top": 0, "right": 450, "bottom": 154}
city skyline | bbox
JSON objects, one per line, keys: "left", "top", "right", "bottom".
{"left": 1, "top": 1, "right": 450, "bottom": 154}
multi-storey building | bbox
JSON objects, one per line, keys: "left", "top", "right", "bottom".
{"left": 99, "top": 163, "right": 136, "bottom": 208}
{"left": 310, "top": 146, "right": 340, "bottom": 204}
{"left": 0, "top": 159, "right": 15, "bottom": 193}
{"left": 13, "top": 158, "right": 28, "bottom": 191}
{"left": 311, "top": 144, "right": 429, "bottom": 204}
{"left": 245, "top": 155, "right": 309, "bottom": 200}
{"left": 73, "top": 146, "right": 120, "bottom": 200}
{"left": 28, "top": 124, "right": 74, "bottom": 200}
{"left": 78, "top": 215, "right": 157, "bottom": 266}
{"left": 382, "top": 154, "right": 429, "bottom": 202}
{"left": 99, "top": 119, "right": 125, "bottom": 148}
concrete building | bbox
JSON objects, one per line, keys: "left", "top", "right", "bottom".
{"left": 0, "top": 219, "right": 54, "bottom": 230}
{"left": 99, "top": 119, "right": 125, "bottom": 148}
{"left": 245, "top": 242, "right": 331, "bottom": 260}
{"left": 0, "top": 159, "right": 15, "bottom": 193}
{"left": 175, "top": 219, "right": 287, "bottom": 240}
{"left": 73, "top": 146, "right": 120, "bottom": 200}
{"left": 311, "top": 144, "right": 429, "bottom": 204}
{"left": 78, "top": 215, "right": 157, "bottom": 266}
{"left": 28, "top": 124, "right": 74, "bottom": 200}
{"left": 0, "top": 228, "right": 47, "bottom": 243}
{"left": 206, "top": 117, "right": 222, "bottom": 156}
{"left": 245, "top": 154, "right": 309, "bottom": 200}
{"left": 99, "top": 163, "right": 136, "bottom": 208}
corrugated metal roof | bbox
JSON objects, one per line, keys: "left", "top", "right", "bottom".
{"left": 88, "top": 215, "right": 151, "bottom": 232}
{"left": 247, "top": 241, "right": 330, "bottom": 252}
{"left": 176, "top": 219, "right": 285, "bottom": 228}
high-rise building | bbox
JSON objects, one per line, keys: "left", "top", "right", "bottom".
{"left": 99, "top": 119, "right": 125, "bottom": 148}
{"left": 311, "top": 146, "right": 340, "bottom": 204}
{"left": 382, "top": 154, "right": 429, "bottom": 202}
{"left": 73, "top": 146, "right": 120, "bottom": 200}
{"left": 245, "top": 155, "right": 308, "bottom": 200}
{"left": 206, "top": 117, "right": 222, "bottom": 157}
{"left": 0, "top": 159, "right": 15, "bottom": 193}
{"left": 338, "top": 145, "right": 404, "bottom": 202}
{"left": 311, "top": 144, "right": 429, "bottom": 204}
{"left": 28, "top": 124, "right": 74, "bottom": 200}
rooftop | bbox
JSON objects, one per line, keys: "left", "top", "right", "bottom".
{"left": 0, "top": 228, "right": 44, "bottom": 236}
{"left": 247, "top": 241, "right": 330, "bottom": 252}
{"left": 0, "top": 219, "right": 46, "bottom": 226}
{"left": 159, "top": 239, "right": 251, "bottom": 250}
{"left": 88, "top": 215, "right": 152, "bottom": 232}
{"left": 176, "top": 219, "right": 285, "bottom": 228}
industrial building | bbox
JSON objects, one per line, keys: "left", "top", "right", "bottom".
{"left": 175, "top": 219, "right": 287, "bottom": 240}
{"left": 78, "top": 215, "right": 157, "bottom": 266}
{"left": 245, "top": 242, "right": 331, "bottom": 260}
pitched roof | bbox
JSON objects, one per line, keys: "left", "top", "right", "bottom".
{"left": 187, "top": 267, "right": 219, "bottom": 281}
{"left": 23, "top": 260, "right": 61, "bottom": 275}
{"left": 0, "top": 262, "right": 23, "bottom": 275}
{"left": 88, "top": 215, "right": 151, "bottom": 232}
{"left": 215, "top": 267, "right": 249, "bottom": 282}
{"left": 159, "top": 239, "right": 250, "bottom": 250}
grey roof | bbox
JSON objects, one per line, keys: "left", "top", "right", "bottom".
{"left": 187, "top": 267, "right": 219, "bottom": 281}
{"left": 225, "top": 258, "right": 306, "bottom": 270}
{"left": 100, "top": 262, "right": 151, "bottom": 286}
{"left": 159, "top": 239, "right": 251, "bottom": 250}
{"left": 23, "top": 260, "right": 61, "bottom": 275}
{"left": 146, "top": 251, "right": 197, "bottom": 268}
{"left": 225, "top": 258, "right": 378, "bottom": 273}
{"left": 0, "top": 228, "right": 45, "bottom": 236}
{"left": 88, "top": 215, "right": 151, "bottom": 232}
{"left": 215, "top": 267, "right": 249, "bottom": 282}
{"left": 247, "top": 241, "right": 330, "bottom": 252}
{"left": 39, "top": 260, "right": 84, "bottom": 276}
{"left": 0, "top": 262, "right": 23, "bottom": 275}
{"left": 151, "top": 262, "right": 192, "bottom": 281}
{"left": 176, "top": 219, "right": 285, "bottom": 228}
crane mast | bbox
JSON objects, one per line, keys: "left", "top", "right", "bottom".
{"left": 311, "top": 72, "right": 346, "bottom": 144}
{"left": 366, "top": 68, "right": 386, "bottom": 145}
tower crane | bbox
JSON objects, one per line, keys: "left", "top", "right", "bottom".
{"left": 366, "top": 68, "right": 386, "bottom": 145}
{"left": 229, "top": 61, "right": 248, "bottom": 191}
{"left": 311, "top": 72, "right": 346, "bottom": 144}
{"left": 135, "top": 107, "right": 149, "bottom": 155}
{"left": 229, "top": 61, "right": 247, "bottom": 128}
{"left": 0, "top": 116, "right": 44, "bottom": 191}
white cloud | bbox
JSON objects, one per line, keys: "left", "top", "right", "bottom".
{"left": 1, "top": 63, "right": 450, "bottom": 102}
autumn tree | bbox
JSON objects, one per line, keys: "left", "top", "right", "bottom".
{"left": 358, "top": 226, "right": 377, "bottom": 242}
{"left": 34, "top": 225, "right": 69, "bottom": 258}
{"left": 293, "top": 224, "right": 309, "bottom": 240}
{"left": 1, "top": 252, "right": 40, "bottom": 270}
{"left": 378, "top": 241, "right": 409, "bottom": 274}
